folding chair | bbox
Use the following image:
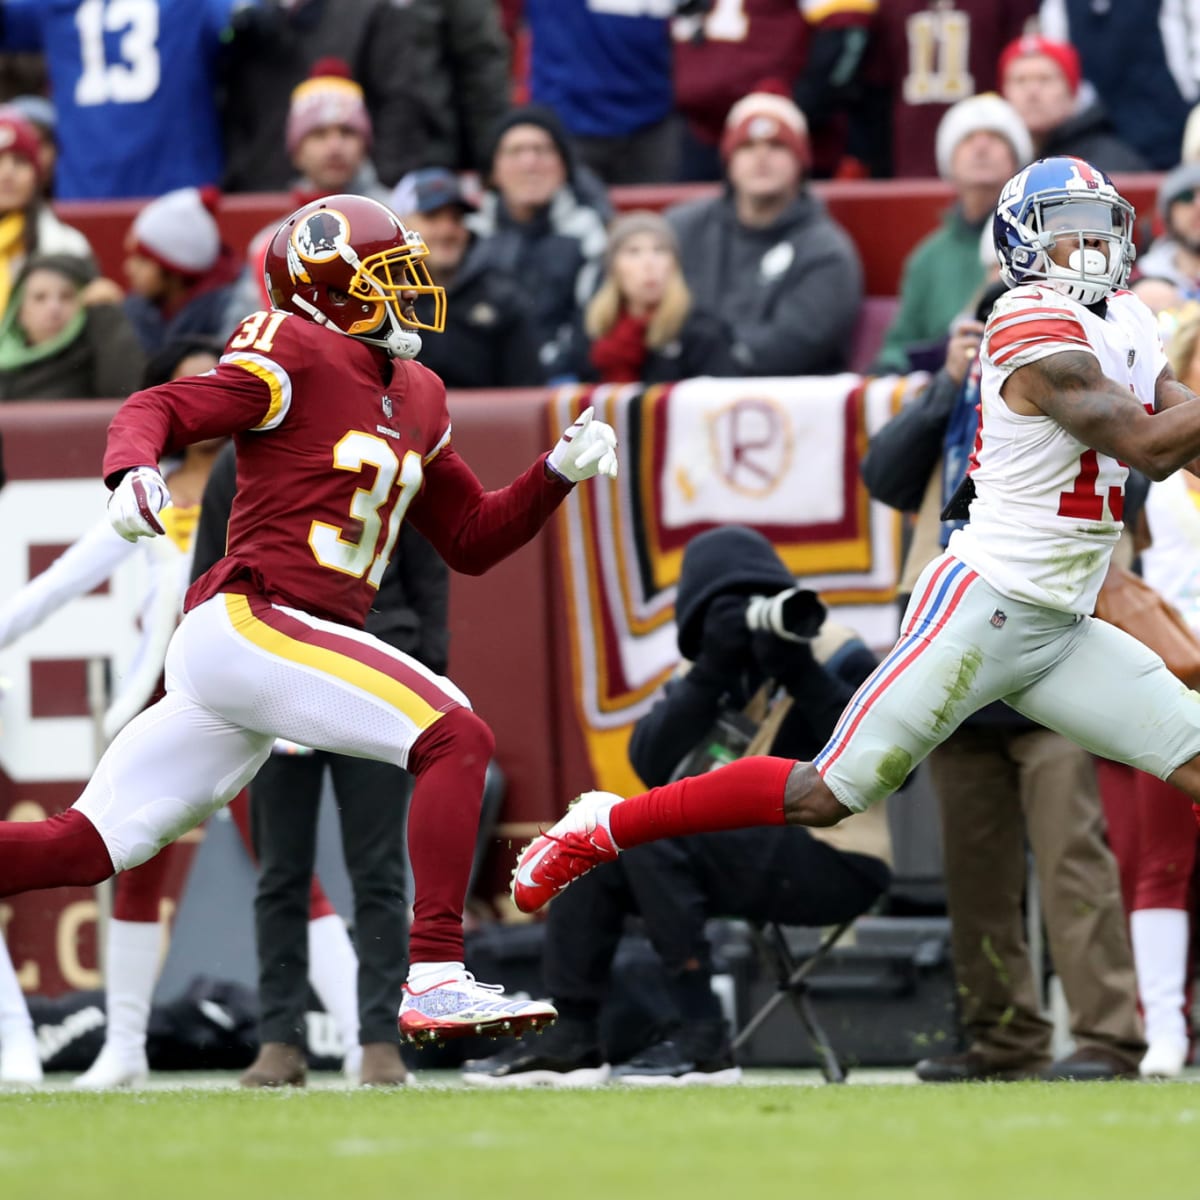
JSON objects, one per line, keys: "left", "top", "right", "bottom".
{"left": 731, "top": 917, "right": 856, "bottom": 1084}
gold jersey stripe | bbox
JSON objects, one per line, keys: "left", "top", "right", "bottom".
{"left": 222, "top": 593, "right": 442, "bottom": 730}
{"left": 221, "top": 352, "right": 292, "bottom": 431}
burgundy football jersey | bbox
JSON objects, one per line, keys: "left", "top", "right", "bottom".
{"left": 863, "top": 0, "right": 1038, "bottom": 177}
{"left": 673, "top": 0, "right": 874, "bottom": 147}
{"left": 104, "top": 312, "right": 570, "bottom": 628}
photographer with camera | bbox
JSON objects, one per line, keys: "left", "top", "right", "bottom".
{"left": 463, "top": 526, "right": 892, "bottom": 1087}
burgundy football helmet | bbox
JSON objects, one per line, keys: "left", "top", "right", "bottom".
{"left": 263, "top": 193, "right": 446, "bottom": 358}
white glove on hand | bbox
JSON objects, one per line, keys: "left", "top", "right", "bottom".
{"left": 547, "top": 406, "right": 619, "bottom": 483}
{"left": 108, "top": 466, "right": 171, "bottom": 542}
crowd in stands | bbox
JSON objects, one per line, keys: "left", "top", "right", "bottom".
{"left": 5, "top": 0, "right": 1200, "bottom": 1086}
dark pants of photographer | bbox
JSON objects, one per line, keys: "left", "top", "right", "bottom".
{"left": 251, "top": 751, "right": 412, "bottom": 1047}
{"left": 544, "top": 826, "right": 890, "bottom": 1011}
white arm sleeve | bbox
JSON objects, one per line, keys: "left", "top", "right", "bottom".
{"left": 0, "top": 519, "right": 136, "bottom": 650}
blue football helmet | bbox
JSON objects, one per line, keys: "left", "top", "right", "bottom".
{"left": 993, "top": 156, "right": 1136, "bottom": 306}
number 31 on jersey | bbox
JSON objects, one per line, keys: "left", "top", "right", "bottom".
{"left": 308, "top": 431, "right": 423, "bottom": 587}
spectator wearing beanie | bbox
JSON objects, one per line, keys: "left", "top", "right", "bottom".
{"left": 390, "top": 167, "right": 543, "bottom": 389}
{"left": 999, "top": 36, "right": 1147, "bottom": 175}
{"left": 874, "top": 94, "right": 1031, "bottom": 376}
{"left": 220, "top": 60, "right": 393, "bottom": 338}
{"left": 0, "top": 253, "right": 145, "bottom": 402}
{"left": 4, "top": 96, "right": 57, "bottom": 197}
{"left": 467, "top": 105, "right": 611, "bottom": 380}
{"left": 122, "top": 188, "right": 241, "bottom": 356}
{"left": 0, "top": 113, "right": 91, "bottom": 317}
{"left": 561, "top": 210, "right": 739, "bottom": 384}
{"left": 219, "top": 0, "right": 431, "bottom": 192}
{"left": 1135, "top": 165, "right": 1200, "bottom": 297}
{"left": 664, "top": 91, "right": 862, "bottom": 376}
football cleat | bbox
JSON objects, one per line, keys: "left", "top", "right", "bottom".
{"left": 71, "top": 1044, "right": 148, "bottom": 1090}
{"left": 0, "top": 1031, "right": 43, "bottom": 1086}
{"left": 510, "top": 791, "right": 622, "bottom": 914}
{"left": 397, "top": 973, "right": 557, "bottom": 1043}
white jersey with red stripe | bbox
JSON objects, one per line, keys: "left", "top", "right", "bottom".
{"left": 946, "top": 285, "right": 1166, "bottom": 615}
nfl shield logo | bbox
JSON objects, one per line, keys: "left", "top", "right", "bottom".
{"left": 990, "top": 609, "right": 1007, "bottom": 629}
{"left": 382, "top": 395, "right": 393, "bottom": 418}
{"left": 1127, "top": 349, "right": 1136, "bottom": 368}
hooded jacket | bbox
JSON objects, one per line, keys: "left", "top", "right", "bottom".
{"left": 665, "top": 189, "right": 863, "bottom": 377}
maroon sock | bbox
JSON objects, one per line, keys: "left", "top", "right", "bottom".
{"left": 112, "top": 844, "right": 175, "bottom": 921}
{"left": 406, "top": 707, "right": 494, "bottom": 964}
{"left": 609, "top": 756, "right": 794, "bottom": 850}
{"left": 0, "top": 810, "right": 114, "bottom": 898}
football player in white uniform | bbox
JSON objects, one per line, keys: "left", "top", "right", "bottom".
{"left": 513, "top": 156, "right": 1200, "bottom": 916}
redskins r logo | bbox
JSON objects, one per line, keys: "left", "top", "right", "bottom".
{"left": 292, "top": 209, "right": 350, "bottom": 264}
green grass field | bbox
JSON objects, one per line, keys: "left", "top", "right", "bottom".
{"left": 3, "top": 1077, "right": 1199, "bottom": 1200}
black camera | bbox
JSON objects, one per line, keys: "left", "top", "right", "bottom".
{"left": 744, "top": 587, "right": 826, "bottom": 643}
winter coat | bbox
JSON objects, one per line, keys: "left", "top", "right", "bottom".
{"left": 665, "top": 189, "right": 863, "bottom": 377}
{"left": 1037, "top": 102, "right": 1150, "bottom": 175}
{"left": 412, "top": 240, "right": 544, "bottom": 390}
{"left": 0, "top": 303, "right": 146, "bottom": 401}
{"left": 467, "top": 174, "right": 611, "bottom": 380}
{"left": 406, "top": 0, "right": 512, "bottom": 173}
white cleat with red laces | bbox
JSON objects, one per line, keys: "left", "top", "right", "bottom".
{"left": 397, "top": 973, "right": 558, "bottom": 1044}
{"left": 511, "top": 791, "right": 623, "bottom": 914}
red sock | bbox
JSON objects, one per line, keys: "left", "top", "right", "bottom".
{"left": 0, "top": 809, "right": 114, "bottom": 897}
{"left": 112, "top": 844, "right": 176, "bottom": 921}
{"left": 406, "top": 707, "right": 494, "bottom": 963}
{"left": 609, "top": 756, "right": 794, "bottom": 850}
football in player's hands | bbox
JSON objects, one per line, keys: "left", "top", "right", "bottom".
{"left": 108, "top": 466, "right": 171, "bottom": 542}
{"left": 547, "top": 406, "right": 619, "bottom": 483}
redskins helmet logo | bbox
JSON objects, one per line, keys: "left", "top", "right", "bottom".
{"left": 286, "top": 208, "right": 351, "bottom": 284}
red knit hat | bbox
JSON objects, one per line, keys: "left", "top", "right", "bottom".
{"left": 286, "top": 58, "right": 372, "bottom": 156}
{"left": 720, "top": 89, "right": 810, "bottom": 167}
{"left": 0, "top": 113, "right": 43, "bottom": 181}
{"left": 998, "top": 35, "right": 1082, "bottom": 96}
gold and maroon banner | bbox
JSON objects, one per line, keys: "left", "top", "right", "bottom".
{"left": 553, "top": 374, "right": 928, "bottom": 795}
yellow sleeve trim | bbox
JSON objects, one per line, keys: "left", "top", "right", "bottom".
{"left": 804, "top": 0, "right": 877, "bottom": 22}
{"left": 423, "top": 423, "right": 452, "bottom": 464}
{"left": 221, "top": 351, "right": 293, "bottom": 432}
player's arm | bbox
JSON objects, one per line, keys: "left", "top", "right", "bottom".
{"left": 407, "top": 446, "right": 573, "bottom": 576}
{"left": 407, "top": 406, "right": 617, "bottom": 574}
{"left": 1005, "top": 351, "right": 1200, "bottom": 481}
{"left": 1153, "top": 365, "right": 1200, "bottom": 476}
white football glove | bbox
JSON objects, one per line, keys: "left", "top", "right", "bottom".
{"left": 108, "top": 466, "right": 171, "bottom": 542}
{"left": 546, "top": 406, "right": 619, "bottom": 483}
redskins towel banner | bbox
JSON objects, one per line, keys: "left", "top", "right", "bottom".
{"left": 553, "top": 373, "right": 928, "bottom": 796}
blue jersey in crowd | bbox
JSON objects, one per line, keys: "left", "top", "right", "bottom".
{"left": 1, "top": 0, "right": 250, "bottom": 199}
{"left": 526, "top": 0, "right": 674, "bottom": 139}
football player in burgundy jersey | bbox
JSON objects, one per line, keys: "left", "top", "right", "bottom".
{"left": 511, "top": 158, "right": 1200, "bottom": 922}
{"left": 0, "top": 194, "right": 618, "bottom": 1045}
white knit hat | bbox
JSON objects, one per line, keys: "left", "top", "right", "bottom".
{"left": 935, "top": 93, "right": 1033, "bottom": 181}
{"left": 131, "top": 187, "right": 221, "bottom": 277}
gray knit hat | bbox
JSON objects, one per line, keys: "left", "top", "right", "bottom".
{"left": 1159, "top": 162, "right": 1200, "bottom": 219}
{"left": 604, "top": 210, "right": 679, "bottom": 271}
